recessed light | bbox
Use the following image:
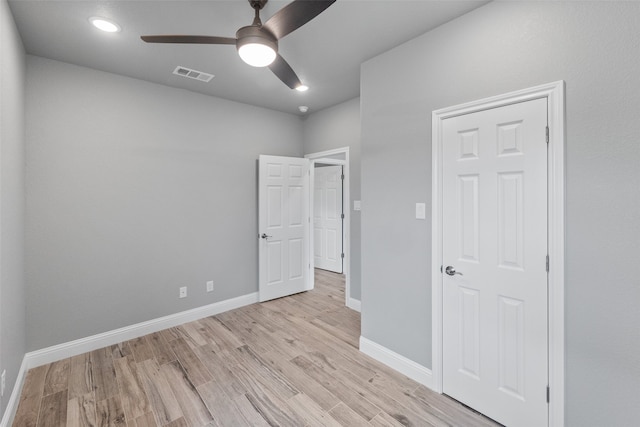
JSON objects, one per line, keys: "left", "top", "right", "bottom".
{"left": 89, "top": 17, "right": 121, "bottom": 33}
{"left": 299, "top": 106, "right": 309, "bottom": 113}
{"left": 296, "top": 84, "right": 309, "bottom": 92}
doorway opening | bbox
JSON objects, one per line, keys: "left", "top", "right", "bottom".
{"left": 305, "top": 147, "right": 353, "bottom": 310}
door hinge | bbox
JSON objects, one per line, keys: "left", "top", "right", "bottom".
{"left": 546, "top": 386, "right": 550, "bottom": 403}
{"left": 545, "top": 126, "right": 549, "bottom": 144}
{"left": 341, "top": 173, "right": 345, "bottom": 180}
{"left": 341, "top": 253, "right": 345, "bottom": 259}
{"left": 546, "top": 255, "right": 549, "bottom": 272}
{"left": 341, "top": 213, "right": 345, "bottom": 219}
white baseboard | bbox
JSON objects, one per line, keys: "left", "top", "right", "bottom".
{"left": 0, "top": 358, "right": 28, "bottom": 427}
{"left": 359, "top": 336, "right": 434, "bottom": 390}
{"left": 347, "top": 298, "right": 361, "bottom": 312}
{"left": 25, "top": 291, "right": 259, "bottom": 369}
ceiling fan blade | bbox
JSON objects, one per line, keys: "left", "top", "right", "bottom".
{"left": 263, "top": 0, "right": 336, "bottom": 40}
{"left": 268, "top": 54, "right": 302, "bottom": 89}
{"left": 141, "top": 35, "right": 236, "bottom": 45}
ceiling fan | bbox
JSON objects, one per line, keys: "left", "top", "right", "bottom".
{"left": 141, "top": 0, "right": 336, "bottom": 90}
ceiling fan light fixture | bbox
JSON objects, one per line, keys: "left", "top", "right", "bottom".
{"left": 295, "top": 84, "right": 309, "bottom": 92}
{"left": 236, "top": 25, "right": 277, "bottom": 67}
{"left": 89, "top": 17, "right": 121, "bottom": 33}
{"left": 238, "top": 43, "right": 276, "bottom": 67}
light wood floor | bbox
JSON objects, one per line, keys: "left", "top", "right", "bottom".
{"left": 13, "top": 269, "right": 499, "bottom": 427}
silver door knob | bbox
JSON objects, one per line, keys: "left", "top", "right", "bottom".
{"left": 260, "top": 233, "right": 272, "bottom": 239}
{"left": 445, "top": 266, "right": 463, "bottom": 276}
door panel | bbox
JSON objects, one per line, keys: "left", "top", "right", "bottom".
{"left": 458, "top": 174, "right": 479, "bottom": 261}
{"left": 498, "top": 296, "right": 525, "bottom": 400}
{"left": 498, "top": 172, "right": 524, "bottom": 269}
{"left": 442, "top": 98, "right": 548, "bottom": 427}
{"left": 259, "top": 155, "right": 310, "bottom": 302}
{"left": 459, "top": 286, "right": 480, "bottom": 379}
{"left": 313, "top": 165, "right": 343, "bottom": 273}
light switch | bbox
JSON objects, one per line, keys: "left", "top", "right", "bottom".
{"left": 415, "top": 203, "right": 426, "bottom": 220}
{"left": 354, "top": 200, "right": 361, "bottom": 211}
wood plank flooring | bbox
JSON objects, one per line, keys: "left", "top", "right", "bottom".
{"left": 13, "top": 269, "right": 500, "bottom": 427}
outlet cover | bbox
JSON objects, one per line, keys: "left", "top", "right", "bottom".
{"left": 206, "top": 281, "right": 214, "bottom": 292}
{"left": 179, "top": 287, "right": 187, "bottom": 298}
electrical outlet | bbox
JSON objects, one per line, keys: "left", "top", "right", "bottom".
{"left": 206, "top": 281, "right": 214, "bottom": 293}
{"left": 179, "top": 287, "right": 187, "bottom": 298}
{"left": 1, "top": 369, "right": 6, "bottom": 397}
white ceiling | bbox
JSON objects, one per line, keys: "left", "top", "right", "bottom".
{"left": 8, "top": 0, "right": 487, "bottom": 114}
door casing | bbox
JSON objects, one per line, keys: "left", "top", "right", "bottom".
{"left": 431, "top": 81, "right": 565, "bottom": 427}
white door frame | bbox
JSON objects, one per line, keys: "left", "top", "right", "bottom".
{"left": 431, "top": 81, "right": 565, "bottom": 427}
{"left": 305, "top": 147, "right": 352, "bottom": 310}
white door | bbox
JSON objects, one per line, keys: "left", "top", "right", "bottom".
{"left": 314, "top": 165, "right": 343, "bottom": 273}
{"left": 258, "top": 155, "right": 310, "bottom": 302}
{"left": 442, "top": 98, "right": 548, "bottom": 427}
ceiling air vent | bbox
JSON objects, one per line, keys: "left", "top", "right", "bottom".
{"left": 173, "top": 66, "right": 214, "bottom": 83}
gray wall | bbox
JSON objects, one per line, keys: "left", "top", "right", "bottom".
{"left": 302, "top": 98, "right": 361, "bottom": 300}
{"left": 26, "top": 56, "right": 303, "bottom": 350}
{"left": 0, "top": 0, "right": 26, "bottom": 418}
{"left": 360, "top": 2, "right": 640, "bottom": 426}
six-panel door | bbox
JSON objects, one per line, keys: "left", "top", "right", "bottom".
{"left": 442, "top": 98, "right": 549, "bottom": 427}
{"left": 258, "top": 155, "right": 310, "bottom": 302}
{"left": 314, "top": 165, "right": 343, "bottom": 273}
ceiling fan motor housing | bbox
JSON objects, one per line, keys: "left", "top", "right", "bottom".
{"left": 236, "top": 25, "right": 278, "bottom": 53}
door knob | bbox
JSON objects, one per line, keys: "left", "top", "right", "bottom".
{"left": 260, "top": 233, "right": 272, "bottom": 239}
{"left": 445, "top": 266, "right": 463, "bottom": 276}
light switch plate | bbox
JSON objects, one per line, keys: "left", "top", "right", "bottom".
{"left": 415, "top": 203, "right": 426, "bottom": 220}
{"left": 354, "top": 200, "right": 361, "bottom": 211}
